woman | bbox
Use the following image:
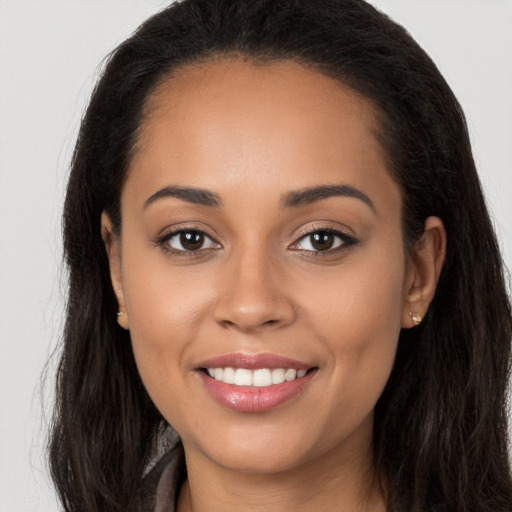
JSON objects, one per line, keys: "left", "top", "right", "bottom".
{"left": 48, "top": 0, "right": 512, "bottom": 510}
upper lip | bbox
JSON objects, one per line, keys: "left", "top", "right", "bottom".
{"left": 196, "top": 352, "right": 315, "bottom": 370}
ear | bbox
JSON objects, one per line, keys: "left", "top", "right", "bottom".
{"left": 401, "top": 216, "right": 446, "bottom": 329}
{"left": 101, "top": 211, "right": 129, "bottom": 330}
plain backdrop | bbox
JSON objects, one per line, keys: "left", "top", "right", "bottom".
{"left": 0, "top": 1, "right": 511, "bottom": 510}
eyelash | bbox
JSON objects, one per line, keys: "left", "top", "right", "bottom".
{"left": 290, "top": 226, "right": 357, "bottom": 256}
{"left": 155, "top": 225, "right": 358, "bottom": 257}
{"left": 155, "top": 226, "right": 221, "bottom": 257}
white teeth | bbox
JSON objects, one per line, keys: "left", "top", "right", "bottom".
{"left": 271, "top": 368, "right": 285, "bottom": 384}
{"left": 223, "top": 367, "right": 236, "bottom": 384}
{"left": 206, "top": 367, "right": 309, "bottom": 386}
{"left": 285, "top": 368, "right": 297, "bottom": 381}
{"left": 234, "top": 368, "right": 253, "bottom": 386}
{"left": 253, "top": 369, "right": 272, "bottom": 387}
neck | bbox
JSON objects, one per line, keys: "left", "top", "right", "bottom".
{"left": 176, "top": 429, "right": 385, "bottom": 512}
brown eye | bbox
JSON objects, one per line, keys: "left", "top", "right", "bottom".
{"left": 292, "top": 228, "right": 355, "bottom": 253}
{"left": 310, "top": 232, "right": 335, "bottom": 251}
{"left": 180, "top": 231, "right": 205, "bottom": 251}
{"left": 164, "top": 230, "right": 219, "bottom": 252}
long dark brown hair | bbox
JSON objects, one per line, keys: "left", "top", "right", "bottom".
{"left": 49, "top": 0, "right": 512, "bottom": 510}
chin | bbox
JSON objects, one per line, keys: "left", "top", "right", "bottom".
{"left": 182, "top": 421, "right": 331, "bottom": 475}
{"left": 207, "top": 443, "right": 308, "bottom": 474}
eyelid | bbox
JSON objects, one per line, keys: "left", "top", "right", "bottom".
{"left": 289, "top": 223, "right": 358, "bottom": 253}
{"left": 292, "top": 222, "right": 355, "bottom": 241}
{"left": 154, "top": 222, "right": 357, "bottom": 256}
{"left": 155, "top": 224, "right": 222, "bottom": 254}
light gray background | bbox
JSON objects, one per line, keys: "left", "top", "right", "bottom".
{"left": 1, "top": 1, "right": 511, "bottom": 510}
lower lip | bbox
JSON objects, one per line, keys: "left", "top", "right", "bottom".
{"left": 198, "top": 371, "right": 315, "bottom": 413}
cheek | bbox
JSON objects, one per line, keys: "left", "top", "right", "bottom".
{"left": 331, "top": 239, "right": 405, "bottom": 330}
{"left": 119, "top": 243, "right": 216, "bottom": 403}
{"left": 304, "top": 246, "right": 405, "bottom": 411}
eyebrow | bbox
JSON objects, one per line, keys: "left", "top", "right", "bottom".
{"left": 143, "top": 183, "right": 375, "bottom": 213}
{"left": 281, "top": 184, "right": 376, "bottom": 213}
{"left": 143, "top": 185, "right": 222, "bottom": 209}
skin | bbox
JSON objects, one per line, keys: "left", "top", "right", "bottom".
{"left": 103, "top": 59, "right": 446, "bottom": 512}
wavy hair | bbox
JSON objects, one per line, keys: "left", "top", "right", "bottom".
{"left": 49, "top": 0, "right": 512, "bottom": 510}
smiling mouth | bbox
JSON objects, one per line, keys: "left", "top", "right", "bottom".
{"left": 197, "top": 359, "right": 318, "bottom": 412}
{"left": 202, "top": 367, "right": 316, "bottom": 387}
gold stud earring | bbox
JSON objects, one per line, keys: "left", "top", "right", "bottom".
{"left": 409, "top": 311, "right": 422, "bottom": 326}
{"left": 117, "top": 311, "right": 129, "bottom": 330}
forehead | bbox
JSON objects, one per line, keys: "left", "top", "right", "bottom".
{"left": 126, "top": 58, "right": 399, "bottom": 214}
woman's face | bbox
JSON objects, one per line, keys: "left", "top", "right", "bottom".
{"left": 106, "top": 59, "right": 426, "bottom": 474}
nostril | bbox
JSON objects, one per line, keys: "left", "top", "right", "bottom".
{"left": 218, "top": 317, "right": 281, "bottom": 331}
{"left": 213, "top": 298, "right": 296, "bottom": 332}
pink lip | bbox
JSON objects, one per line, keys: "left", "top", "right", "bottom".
{"left": 196, "top": 352, "right": 312, "bottom": 370}
{"left": 195, "top": 352, "right": 317, "bottom": 413}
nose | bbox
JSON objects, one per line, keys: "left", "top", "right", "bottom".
{"left": 213, "top": 248, "right": 296, "bottom": 333}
